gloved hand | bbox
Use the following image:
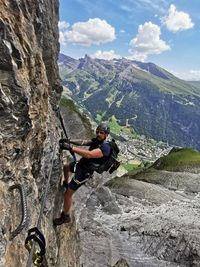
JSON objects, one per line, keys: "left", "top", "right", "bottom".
{"left": 59, "top": 138, "right": 70, "bottom": 143}
{"left": 59, "top": 140, "right": 73, "bottom": 151}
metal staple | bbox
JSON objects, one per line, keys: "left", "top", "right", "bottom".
{"left": 9, "top": 184, "right": 28, "bottom": 240}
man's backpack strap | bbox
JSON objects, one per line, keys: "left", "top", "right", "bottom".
{"left": 95, "top": 139, "right": 120, "bottom": 174}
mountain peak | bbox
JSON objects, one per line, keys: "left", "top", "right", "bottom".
{"left": 132, "top": 61, "right": 170, "bottom": 80}
{"left": 59, "top": 53, "right": 173, "bottom": 80}
{"left": 84, "top": 54, "right": 91, "bottom": 59}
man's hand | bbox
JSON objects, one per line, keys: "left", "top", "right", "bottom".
{"left": 59, "top": 140, "right": 73, "bottom": 151}
{"left": 59, "top": 138, "right": 70, "bottom": 143}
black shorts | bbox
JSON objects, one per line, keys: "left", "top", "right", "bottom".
{"left": 68, "top": 162, "right": 93, "bottom": 191}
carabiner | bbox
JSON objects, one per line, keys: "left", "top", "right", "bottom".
{"left": 25, "top": 227, "right": 46, "bottom": 266}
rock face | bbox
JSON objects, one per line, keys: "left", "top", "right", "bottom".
{"left": 0, "top": 1, "right": 79, "bottom": 266}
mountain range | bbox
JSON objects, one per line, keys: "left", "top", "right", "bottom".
{"left": 58, "top": 53, "right": 200, "bottom": 151}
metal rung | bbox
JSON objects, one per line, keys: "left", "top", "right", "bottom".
{"left": 9, "top": 184, "right": 28, "bottom": 240}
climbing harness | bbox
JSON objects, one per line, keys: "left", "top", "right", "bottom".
{"left": 9, "top": 184, "right": 28, "bottom": 240}
{"left": 25, "top": 140, "right": 57, "bottom": 267}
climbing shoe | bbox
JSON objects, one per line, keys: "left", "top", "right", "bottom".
{"left": 53, "top": 212, "right": 71, "bottom": 226}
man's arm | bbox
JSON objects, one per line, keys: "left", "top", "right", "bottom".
{"left": 72, "top": 147, "right": 103, "bottom": 158}
{"left": 59, "top": 139, "right": 103, "bottom": 158}
{"left": 59, "top": 138, "right": 92, "bottom": 146}
{"left": 66, "top": 139, "right": 93, "bottom": 146}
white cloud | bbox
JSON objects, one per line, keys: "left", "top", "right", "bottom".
{"left": 119, "top": 0, "right": 168, "bottom": 15}
{"left": 59, "top": 31, "right": 67, "bottom": 45}
{"left": 189, "top": 70, "right": 200, "bottom": 80}
{"left": 173, "top": 70, "right": 200, "bottom": 81}
{"left": 59, "top": 21, "right": 70, "bottom": 45}
{"left": 128, "top": 21, "right": 170, "bottom": 61}
{"left": 63, "top": 18, "right": 115, "bottom": 46}
{"left": 162, "top": 4, "right": 194, "bottom": 32}
{"left": 90, "top": 50, "right": 121, "bottom": 60}
{"left": 58, "top": 21, "right": 69, "bottom": 30}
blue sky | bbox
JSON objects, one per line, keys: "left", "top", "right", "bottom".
{"left": 59, "top": 0, "right": 200, "bottom": 81}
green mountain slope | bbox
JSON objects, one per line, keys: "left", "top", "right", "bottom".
{"left": 152, "top": 147, "right": 200, "bottom": 171}
{"left": 58, "top": 53, "right": 200, "bottom": 151}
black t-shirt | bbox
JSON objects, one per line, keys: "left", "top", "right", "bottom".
{"left": 78, "top": 138, "right": 111, "bottom": 170}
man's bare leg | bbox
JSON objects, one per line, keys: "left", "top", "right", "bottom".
{"left": 63, "top": 164, "right": 70, "bottom": 183}
{"left": 63, "top": 188, "right": 75, "bottom": 215}
{"left": 53, "top": 186, "right": 74, "bottom": 225}
{"left": 53, "top": 164, "right": 74, "bottom": 225}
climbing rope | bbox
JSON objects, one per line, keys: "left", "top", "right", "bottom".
{"left": 25, "top": 140, "right": 57, "bottom": 267}
{"left": 9, "top": 184, "right": 28, "bottom": 240}
{"left": 57, "top": 107, "right": 69, "bottom": 141}
{"left": 56, "top": 106, "right": 77, "bottom": 164}
{"left": 36, "top": 140, "right": 57, "bottom": 229}
{"left": 25, "top": 106, "right": 77, "bottom": 266}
